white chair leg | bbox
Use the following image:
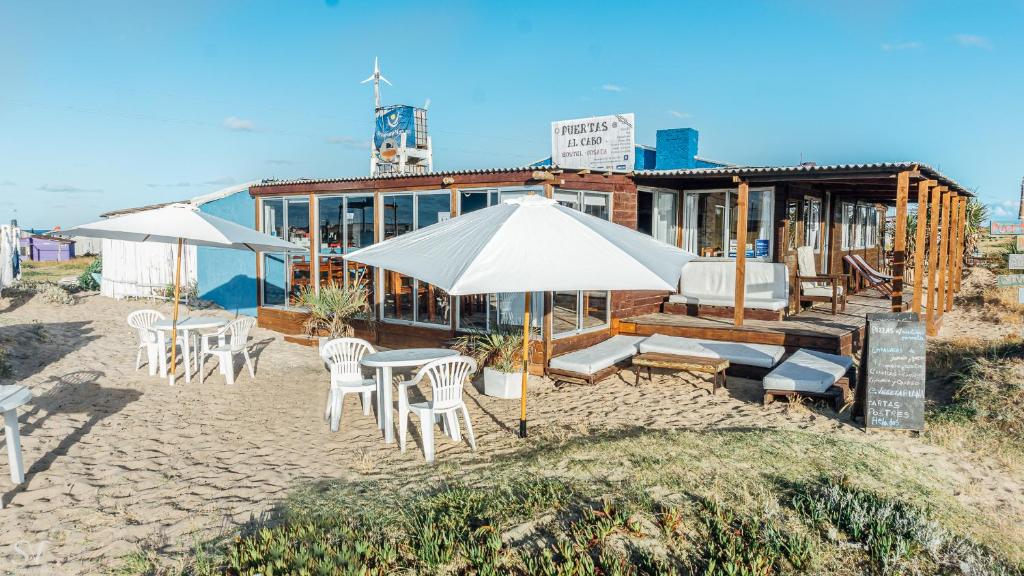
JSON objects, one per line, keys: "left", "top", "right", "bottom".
{"left": 330, "top": 389, "right": 343, "bottom": 432}
{"left": 361, "top": 390, "right": 372, "bottom": 416}
{"left": 4, "top": 410, "right": 25, "bottom": 484}
{"left": 399, "top": 407, "right": 409, "bottom": 453}
{"left": 199, "top": 351, "right": 206, "bottom": 384}
{"left": 444, "top": 411, "right": 462, "bottom": 442}
{"left": 224, "top": 354, "right": 235, "bottom": 385}
{"left": 135, "top": 346, "right": 143, "bottom": 370}
{"left": 244, "top": 350, "right": 255, "bottom": 378}
{"left": 420, "top": 411, "right": 435, "bottom": 463}
{"left": 460, "top": 404, "right": 476, "bottom": 451}
{"left": 325, "top": 386, "right": 336, "bottom": 422}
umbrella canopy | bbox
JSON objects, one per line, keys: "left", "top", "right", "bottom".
{"left": 61, "top": 202, "right": 302, "bottom": 385}
{"left": 61, "top": 203, "right": 301, "bottom": 253}
{"left": 345, "top": 194, "right": 693, "bottom": 294}
{"left": 345, "top": 194, "right": 695, "bottom": 438}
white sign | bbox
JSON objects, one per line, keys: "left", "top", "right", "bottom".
{"left": 1009, "top": 253, "right": 1024, "bottom": 270}
{"left": 551, "top": 113, "right": 635, "bottom": 171}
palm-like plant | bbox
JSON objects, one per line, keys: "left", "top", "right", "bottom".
{"left": 296, "top": 282, "right": 373, "bottom": 339}
{"left": 452, "top": 328, "right": 532, "bottom": 373}
{"left": 962, "top": 197, "right": 988, "bottom": 261}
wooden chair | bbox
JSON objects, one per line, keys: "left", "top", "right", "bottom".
{"left": 796, "top": 246, "right": 847, "bottom": 315}
{"left": 843, "top": 254, "right": 893, "bottom": 297}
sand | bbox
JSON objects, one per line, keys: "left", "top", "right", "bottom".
{"left": 0, "top": 280, "right": 1021, "bottom": 574}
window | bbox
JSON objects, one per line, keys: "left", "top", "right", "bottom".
{"left": 317, "top": 194, "right": 375, "bottom": 292}
{"left": 380, "top": 191, "right": 451, "bottom": 326}
{"left": 683, "top": 188, "right": 773, "bottom": 259}
{"left": 841, "top": 202, "right": 879, "bottom": 249}
{"left": 259, "top": 197, "right": 310, "bottom": 307}
{"left": 638, "top": 188, "right": 679, "bottom": 246}
{"left": 803, "top": 198, "right": 822, "bottom": 251}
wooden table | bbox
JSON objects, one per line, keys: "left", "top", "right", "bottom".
{"left": 631, "top": 352, "right": 730, "bottom": 393}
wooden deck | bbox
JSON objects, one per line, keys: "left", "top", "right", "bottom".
{"left": 617, "top": 291, "right": 896, "bottom": 356}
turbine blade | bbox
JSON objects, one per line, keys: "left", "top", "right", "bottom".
{"left": 361, "top": 75, "right": 375, "bottom": 83}
{"left": 380, "top": 76, "right": 392, "bottom": 86}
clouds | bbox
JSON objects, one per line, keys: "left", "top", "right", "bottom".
{"left": 37, "top": 184, "right": 102, "bottom": 194}
{"left": 0, "top": 180, "right": 14, "bottom": 186}
{"left": 326, "top": 135, "right": 369, "bottom": 149}
{"left": 202, "top": 176, "right": 236, "bottom": 186}
{"left": 601, "top": 83, "right": 625, "bottom": 92}
{"left": 953, "top": 33, "right": 993, "bottom": 50}
{"left": 668, "top": 110, "right": 691, "bottom": 119}
{"left": 881, "top": 41, "right": 923, "bottom": 52}
{"left": 222, "top": 116, "right": 255, "bottom": 131}
{"left": 147, "top": 181, "right": 192, "bottom": 188}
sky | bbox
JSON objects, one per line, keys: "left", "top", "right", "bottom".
{"left": 2, "top": 0, "right": 1023, "bottom": 229}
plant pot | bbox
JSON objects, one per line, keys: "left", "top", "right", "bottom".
{"left": 483, "top": 368, "right": 522, "bottom": 399}
{"left": 90, "top": 272, "right": 102, "bottom": 287}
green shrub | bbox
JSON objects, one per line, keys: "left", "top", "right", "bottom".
{"left": 0, "top": 347, "right": 11, "bottom": 379}
{"left": 39, "top": 282, "right": 74, "bottom": 305}
{"left": 78, "top": 255, "right": 102, "bottom": 290}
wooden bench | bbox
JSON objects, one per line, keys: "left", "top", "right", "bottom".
{"left": 631, "top": 352, "right": 730, "bottom": 394}
{"left": 762, "top": 367, "right": 855, "bottom": 412}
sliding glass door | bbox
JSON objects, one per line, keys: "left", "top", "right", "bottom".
{"left": 683, "top": 188, "right": 774, "bottom": 259}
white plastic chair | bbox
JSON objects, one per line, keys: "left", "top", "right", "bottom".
{"left": 398, "top": 356, "right": 478, "bottom": 463}
{"left": 198, "top": 316, "right": 256, "bottom": 385}
{"left": 320, "top": 338, "right": 377, "bottom": 432}
{"left": 127, "top": 309, "right": 190, "bottom": 375}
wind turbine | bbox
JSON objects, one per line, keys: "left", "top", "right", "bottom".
{"left": 361, "top": 57, "right": 392, "bottom": 109}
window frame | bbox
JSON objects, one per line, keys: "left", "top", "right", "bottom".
{"left": 682, "top": 186, "right": 775, "bottom": 261}
{"left": 637, "top": 186, "right": 680, "bottom": 246}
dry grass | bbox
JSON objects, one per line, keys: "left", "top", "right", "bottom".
{"left": 926, "top": 338, "right": 1024, "bottom": 470}
{"left": 19, "top": 256, "right": 95, "bottom": 283}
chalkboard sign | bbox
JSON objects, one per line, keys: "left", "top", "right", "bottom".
{"left": 860, "top": 312, "right": 927, "bottom": 431}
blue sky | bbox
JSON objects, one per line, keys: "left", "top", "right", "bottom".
{"left": 2, "top": 0, "right": 1022, "bottom": 228}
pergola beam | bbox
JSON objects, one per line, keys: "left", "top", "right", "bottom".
{"left": 891, "top": 171, "right": 911, "bottom": 312}
{"left": 912, "top": 180, "right": 937, "bottom": 314}
{"left": 936, "top": 189, "right": 952, "bottom": 323}
{"left": 925, "top": 186, "right": 944, "bottom": 334}
{"left": 945, "top": 193, "right": 960, "bottom": 312}
{"left": 955, "top": 197, "right": 968, "bottom": 292}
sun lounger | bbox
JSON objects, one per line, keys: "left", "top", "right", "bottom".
{"left": 843, "top": 254, "right": 893, "bottom": 296}
{"left": 637, "top": 334, "right": 785, "bottom": 378}
{"left": 548, "top": 335, "right": 647, "bottom": 385}
{"left": 762, "top": 349, "right": 855, "bottom": 411}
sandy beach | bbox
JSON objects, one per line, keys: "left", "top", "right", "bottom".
{"left": 0, "top": 286, "right": 1021, "bottom": 574}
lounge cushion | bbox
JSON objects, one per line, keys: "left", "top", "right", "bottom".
{"left": 802, "top": 285, "right": 845, "bottom": 298}
{"left": 667, "top": 293, "right": 788, "bottom": 311}
{"left": 763, "top": 349, "right": 853, "bottom": 394}
{"left": 549, "top": 335, "right": 646, "bottom": 375}
{"left": 675, "top": 260, "right": 789, "bottom": 311}
{"left": 637, "top": 334, "right": 785, "bottom": 369}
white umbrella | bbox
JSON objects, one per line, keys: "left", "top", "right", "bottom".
{"left": 345, "top": 194, "right": 694, "bottom": 436}
{"left": 61, "top": 203, "right": 302, "bottom": 383}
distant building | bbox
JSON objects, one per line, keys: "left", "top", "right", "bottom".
{"left": 532, "top": 127, "right": 731, "bottom": 170}
{"left": 19, "top": 234, "right": 76, "bottom": 261}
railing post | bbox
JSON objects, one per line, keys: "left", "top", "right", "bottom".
{"left": 733, "top": 180, "right": 749, "bottom": 326}
{"left": 892, "top": 171, "right": 910, "bottom": 312}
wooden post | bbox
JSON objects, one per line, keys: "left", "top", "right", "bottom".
{"left": 955, "top": 197, "right": 968, "bottom": 292}
{"left": 255, "top": 198, "right": 263, "bottom": 308}
{"left": 935, "top": 190, "right": 952, "bottom": 320}
{"left": 944, "top": 193, "right": 959, "bottom": 312}
{"left": 309, "top": 192, "right": 318, "bottom": 293}
{"left": 911, "top": 180, "right": 935, "bottom": 313}
{"left": 519, "top": 291, "right": 532, "bottom": 438}
{"left": 169, "top": 238, "right": 184, "bottom": 385}
{"left": 733, "top": 181, "right": 749, "bottom": 326}
{"left": 925, "top": 186, "right": 943, "bottom": 333}
{"left": 891, "top": 172, "right": 910, "bottom": 312}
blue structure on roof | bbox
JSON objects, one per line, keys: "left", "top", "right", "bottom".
{"left": 533, "top": 127, "right": 728, "bottom": 170}
{"left": 195, "top": 188, "right": 259, "bottom": 317}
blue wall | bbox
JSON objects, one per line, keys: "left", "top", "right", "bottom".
{"left": 654, "top": 128, "right": 699, "bottom": 170}
{"left": 197, "top": 190, "right": 259, "bottom": 317}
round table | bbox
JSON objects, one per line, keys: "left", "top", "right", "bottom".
{"left": 154, "top": 316, "right": 228, "bottom": 384}
{"left": 361, "top": 348, "right": 459, "bottom": 444}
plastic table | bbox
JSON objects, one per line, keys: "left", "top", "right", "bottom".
{"left": 1, "top": 385, "right": 32, "bottom": 492}
{"left": 155, "top": 316, "right": 228, "bottom": 384}
{"left": 361, "top": 348, "right": 458, "bottom": 443}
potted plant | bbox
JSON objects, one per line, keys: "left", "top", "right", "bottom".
{"left": 295, "top": 282, "right": 373, "bottom": 353}
{"left": 453, "top": 328, "right": 530, "bottom": 399}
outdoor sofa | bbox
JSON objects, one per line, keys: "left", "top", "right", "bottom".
{"left": 664, "top": 261, "right": 789, "bottom": 320}
{"left": 547, "top": 335, "right": 647, "bottom": 385}
{"left": 762, "top": 349, "right": 855, "bottom": 411}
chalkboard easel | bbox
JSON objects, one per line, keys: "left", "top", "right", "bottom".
{"left": 854, "top": 312, "right": 927, "bottom": 431}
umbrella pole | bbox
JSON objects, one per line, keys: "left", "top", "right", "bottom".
{"left": 169, "top": 238, "right": 183, "bottom": 385}
{"left": 519, "top": 291, "right": 531, "bottom": 438}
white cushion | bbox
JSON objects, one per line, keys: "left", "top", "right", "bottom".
{"left": 676, "top": 261, "right": 789, "bottom": 310}
{"left": 549, "top": 335, "right": 646, "bottom": 375}
{"left": 802, "top": 285, "right": 845, "bottom": 298}
{"left": 763, "top": 349, "right": 853, "bottom": 394}
{"left": 637, "top": 334, "right": 785, "bottom": 368}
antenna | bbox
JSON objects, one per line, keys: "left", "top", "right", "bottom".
{"left": 360, "top": 56, "right": 392, "bottom": 109}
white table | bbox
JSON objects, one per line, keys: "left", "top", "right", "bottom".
{"left": 1, "top": 385, "right": 32, "bottom": 491}
{"left": 361, "top": 348, "right": 458, "bottom": 444}
{"left": 155, "top": 316, "right": 228, "bottom": 384}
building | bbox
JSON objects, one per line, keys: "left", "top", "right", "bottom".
{"left": 247, "top": 161, "right": 970, "bottom": 370}
{"left": 533, "top": 127, "right": 732, "bottom": 170}
{"left": 99, "top": 182, "right": 259, "bottom": 315}
{"left": 19, "top": 234, "right": 75, "bottom": 261}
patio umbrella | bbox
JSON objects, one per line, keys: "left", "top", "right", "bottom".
{"left": 60, "top": 203, "right": 302, "bottom": 384}
{"left": 345, "top": 194, "right": 694, "bottom": 437}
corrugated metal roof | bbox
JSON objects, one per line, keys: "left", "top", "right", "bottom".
{"left": 101, "top": 181, "right": 259, "bottom": 217}
{"left": 250, "top": 166, "right": 612, "bottom": 187}
{"left": 635, "top": 162, "right": 971, "bottom": 195}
